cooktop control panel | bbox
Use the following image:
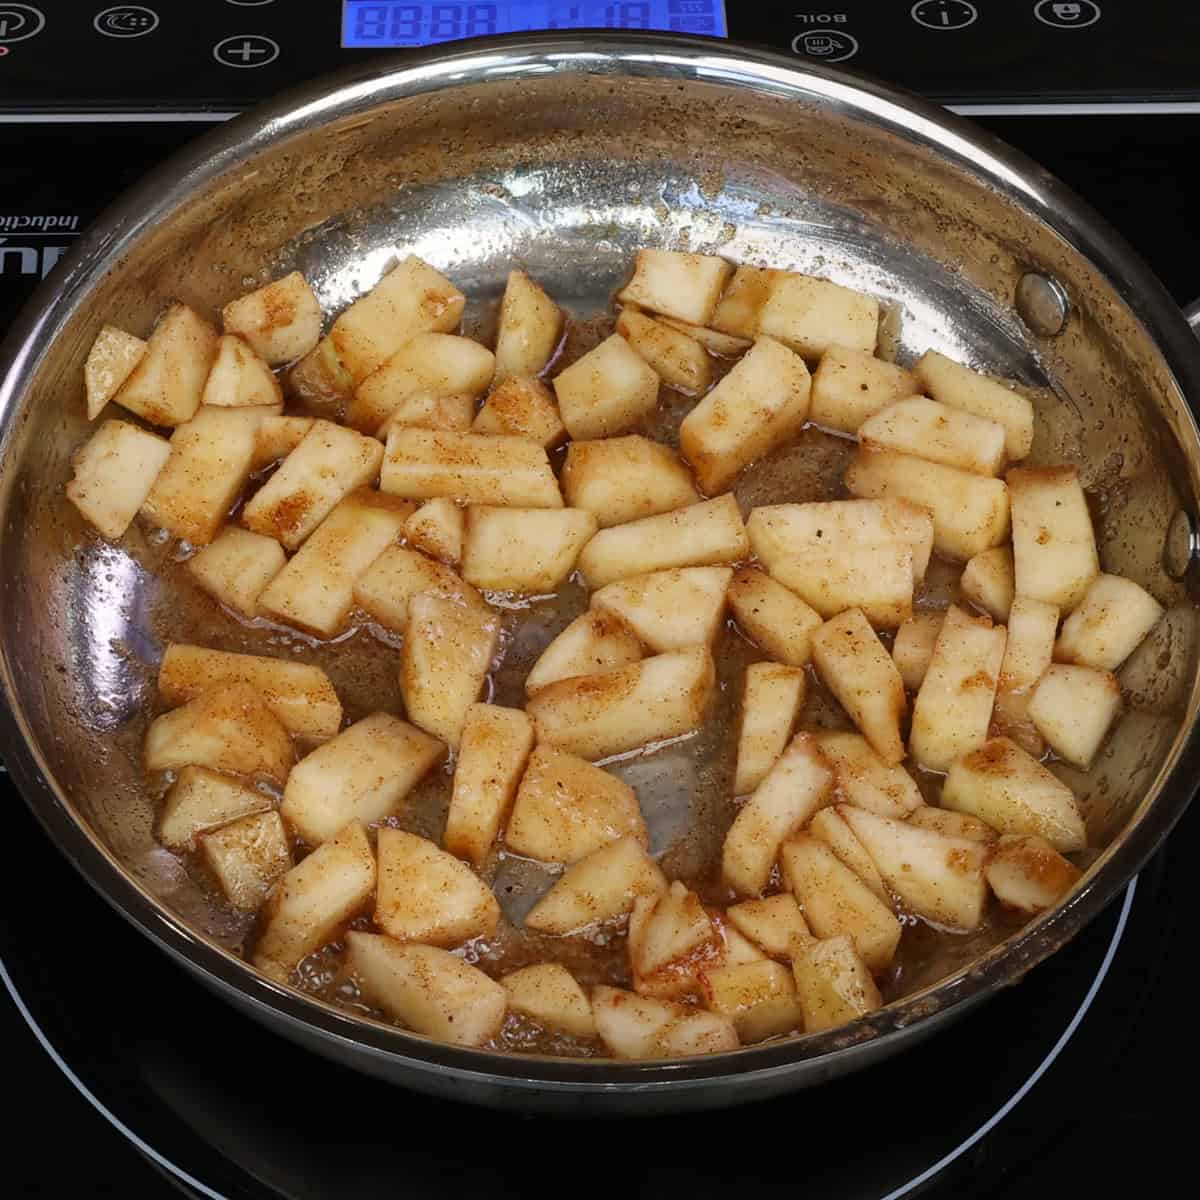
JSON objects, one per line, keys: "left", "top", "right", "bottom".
{"left": 0, "top": 1, "right": 1197, "bottom": 115}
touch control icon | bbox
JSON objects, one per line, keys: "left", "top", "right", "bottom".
{"left": 791, "top": 30, "right": 859, "bottom": 64}
{"left": 1034, "top": 1, "right": 1101, "bottom": 28}
{"left": 911, "top": 0, "right": 978, "bottom": 30}
{"left": 0, "top": 4, "right": 45, "bottom": 43}
{"left": 213, "top": 34, "right": 280, "bottom": 68}
{"left": 94, "top": 6, "right": 159, "bottom": 38}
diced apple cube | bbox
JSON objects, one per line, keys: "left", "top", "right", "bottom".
{"left": 375, "top": 390, "right": 476, "bottom": 438}
{"left": 158, "top": 765, "right": 272, "bottom": 852}
{"left": 616, "top": 308, "right": 712, "bottom": 394}
{"left": 714, "top": 917, "right": 769, "bottom": 966}
{"left": 811, "top": 609, "right": 908, "bottom": 765}
{"left": 158, "top": 644, "right": 342, "bottom": 741}
{"left": 344, "top": 933, "right": 506, "bottom": 1047}
{"left": 472, "top": 376, "right": 565, "bottom": 447}
{"left": 780, "top": 835, "right": 901, "bottom": 970}
{"left": 403, "top": 498, "right": 464, "bottom": 565}
{"left": 942, "top": 736, "right": 1085, "bottom": 852}
{"left": 242, "top": 419, "right": 383, "bottom": 549}
{"left": 281, "top": 713, "right": 444, "bottom": 845}
{"left": 145, "top": 682, "right": 294, "bottom": 784}
{"left": 961, "top": 546, "right": 1015, "bottom": 622}
{"left": 1056, "top": 573, "right": 1163, "bottom": 671}
{"left": 200, "top": 810, "right": 292, "bottom": 911}
{"left": 525, "top": 610, "right": 643, "bottom": 696}
{"left": 859, "top": 396, "right": 1006, "bottom": 476}
{"left": 444, "top": 704, "right": 535, "bottom": 867}
{"left": 252, "top": 415, "right": 315, "bottom": 471}
{"left": 758, "top": 273, "right": 879, "bottom": 361}
{"left": 592, "top": 985, "right": 738, "bottom": 1058}
{"left": 985, "top": 833, "right": 1082, "bottom": 914}
{"left": 726, "top": 894, "right": 811, "bottom": 960}
{"left": 1008, "top": 466, "right": 1099, "bottom": 611}
{"left": 617, "top": 249, "right": 733, "bottom": 325}
{"left": 628, "top": 881, "right": 722, "bottom": 999}
{"left": 374, "top": 828, "right": 499, "bottom": 947}
{"left": 710, "top": 265, "right": 784, "bottom": 338}
{"left": 353, "top": 545, "right": 484, "bottom": 634}
{"left": 679, "top": 336, "right": 811, "bottom": 493}
{"left": 907, "top": 806, "right": 998, "bottom": 844}
{"left": 462, "top": 506, "right": 597, "bottom": 594}
{"left": 1000, "top": 596, "right": 1058, "bottom": 691}
{"left": 578, "top": 494, "right": 749, "bottom": 589}
{"left": 562, "top": 435, "right": 699, "bottom": 529}
{"left": 222, "top": 271, "right": 322, "bottom": 365}
{"left": 592, "top": 566, "right": 731, "bottom": 652}
{"left": 1027, "top": 664, "right": 1121, "bottom": 768}
{"left": 66, "top": 419, "right": 171, "bottom": 539}
{"left": 526, "top": 646, "right": 715, "bottom": 760}
{"left": 286, "top": 335, "right": 352, "bottom": 411}
{"left": 701, "top": 959, "right": 804, "bottom": 1042}
{"left": 723, "top": 733, "right": 834, "bottom": 897}
{"left": 492, "top": 269, "right": 564, "bottom": 383}
{"left": 809, "top": 806, "right": 889, "bottom": 905}
{"left": 656, "top": 315, "right": 751, "bottom": 356}
{"left": 113, "top": 303, "right": 219, "bottom": 427}
{"left": 727, "top": 567, "right": 823, "bottom": 668}
{"left": 809, "top": 346, "right": 918, "bottom": 435}
{"left": 815, "top": 731, "right": 924, "bottom": 818}
{"left": 381, "top": 428, "right": 561, "bottom": 508}
{"left": 330, "top": 255, "right": 465, "bottom": 384}
{"left": 552, "top": 334, "right": 660, "bottom": 440}
{"left": 845, "top": 447, "right": 1010, "bottom": 562}
{"left": 734, "top": 662, "right": 806, "bottom": 796}
{"left": 400, "top": 593, "right": 501, "bottom": 749}
{"left": 792, "top": 935, "right": 882, "bottom": 1033}
{"left": 201, "top": 334, "right": 283, "bottom": 409}
{"left": 892, "top": 611, "right": 945, "bottom": 692}
{"left": 914, "top": 351, "right": 1034, "bottom": 461}
{"left": 506, "top": 744, "right": 646, "bottom": 864}
{"left": 502, "top": 963, "right": 596, "bottom": 1039}
{"left": 186, "top": 527, "right": 285, "bottom": 618}
{"left": 524, "top": 836, "right": 666, "bottom": 934}
{"left": 84, "top": 325, "right": 146, "bottom": 420}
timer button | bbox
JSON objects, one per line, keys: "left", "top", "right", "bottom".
{"left": 213, "top": 33, "right": 280, "bottom": 68}
{"left": 0, "top": 4, "right": 45, "bottom": 43}
{"left": 910, "top": 0, "right": 979, "bottom": 30}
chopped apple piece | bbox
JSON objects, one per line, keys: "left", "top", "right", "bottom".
{"left": 592, "top": 985, "right": 738, "bottom": 1058}
{"left": 910, "top": 605, "right": 1006, "bottom": 772}
{"left": 85, "top": 325, "right": 146, "bottom": 420}
{"left": 492, "top": 269, "right": 564, "bottom": 383}
{"left": 859, "top": 396, "right": 1006, "bottom": 476}
{"left": 502, "top": 964, "right": 596, "bottom": 1039}
{"left": 679, "top": 336, "right": 811, "bottom": 493}
{"left": 552, "top": 334, "right": 660, "bottom": 440}
{"left": 113, "top": 303, "right": 219, "bottom": 427}
{"left": 994, "top": 595, "right": 1059, "bottom": 756}
{"left": 400, "top": 593, "right": 500, "bottom": 749}
{"left": 1008, "top": 466, "right": 1099, "bottom": 611}
{"left": 809, "top": 807, "right": 889, "bottom": 904}
{"left": 792, "top": 935, "right": 882, "bottom": 1033}
{"left": 348, "top": 333, "right": 494, "bottom": 433}
{"left": 381, "top": 428, "right": 561, "bottom": 508}
{"left": 145, "top": 682, "right": 294, "bottom": 784}
{"left": 758, "top": 273, "right": 879, "bottom": 360}
{"left": 1056, "top": 573, "right": 1163, "bottom": 671}
{"left": 734, "top": 662, "right": 806, "bottom": 795}
{"left": 344, "top": 933, "right": 506, "bottom": 1047}
{"left": 780, "top": 835, "right": 901, "bottom": 970}
{"left": 242, "top": 419, "right": 383, "bottom": 550}
{"left": 723, "top": 733, "right": 834, "bottom": 897}
{"left": 714, "top": 917, "right": 769, "bottom": 965}
{"left": 222, "top": 271, "right": 322, "bottom": 365}
{"left": 444, "top": 704, "right": 535, "bottom": 867}
{"left": 815, "top": 732, "right": 923, "bottom": 818}
{"left": 200, "top": 810, "right": 292, "bottom": 911}
{"left": 710, "top": 265, "right": 784, "bottom": 338}
{"left": 845, "top": 446, "right": 1010, "bottom": 561}
{"left": 252, "top": 415, "right": 315, "bottom": 471}
{"left": 726, "top": 895, "right": 811, "bottom": 960}
{"left": 462, "top": 506, "right": 597, "bottom": 593}
{"left": 403, "top": 498, "right": 464, "bottom": 565}
{"left": 375, "top": 390, "right": 476, "bottom": 437}
{"left": 281, "top": 713, "right": 444, "bottom": 845}
{"left": 524, "top": 837, "right": 666, "bottom": 934}
{"left": 65, "top": 419, "right": 170, "bottom": 538}
{"left": 526, "top": 646, "right": 715, "bottom": 760}
{"left": 286, "top": 335, "right": 352, "bottom": 411}
{"left": 562, "top": 435, "right": 699, "bottom": 529}
{"left": 907, "top": 806, "right": 998, "bottom": 844}
{"left": 353, "top": 545, "right": 484, "bottom": 634}
{"left": 617, "top": 249, "right": 733, "bottom": 325}
{"left": 592, "top": 566, "right": 731, "bottom": 652}
{"left": 961, "top": 546, "right": 1015, "bottom": 622}
{"left": 701, "top": 959, "right": 804, "bottom": 1042}
{"left": 727, "top": 568, "right": 823, "bottom": 668}
{"left": 201, "top": 334, "right": 283, "bottom": 408}
{"left": 986, "top": 833, "right": 1082, "bottom": 914}
{"left": 506, "top": 744, "right": 646, "bottom": 864}
{"left": 656, "top": 315, "right": 751, "bottom": 356}
{"left": 892, "top": 611, "right": 945, "bottom": 692}
{"left": 185, "top": 526, "right": 285, "bottom": 618}
{"left": 158, "top": 765, "right": 272, "bottom": 851}
{"left": 808, "top": 346, "right": 919, "bottom": 435}
{"left": 914, "top": 351, "right": 1034, "bottom": 461}
{"left": 472, "top": 376, "right": 565, "bottom": 447}
{"left": 616, "top": 307, "right": 712, "bottom": 394}
{"left": 330, "top": 255, "right": 465, "bottom": 384}
{"left": 628, "top": 881, "right": 722, "bottom": 999}
{"left": 525, "top": 610, "right": 643, "bottom": 696}
{"left": 158, "top": 644, "right": 342, "bottom": 741}
{"left": 1027, "top": 664, "right": 1121, "bottom": 768}
{"left": 839, "top": 805, "right": 989, "bottom": 930}
{"left": 577, "top": 495, "right": 749, "bottom": 589}
{"left": 811, "top": 609, "right": 907, "bottom": 765}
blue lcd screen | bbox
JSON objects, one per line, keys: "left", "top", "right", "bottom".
{"left": 342, "top": 1, "right": 728, "bottom": 47}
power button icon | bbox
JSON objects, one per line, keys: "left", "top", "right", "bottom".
{"left": 94, "top": 6, "right": 159, "bottom": 38}
{"left": 0, "top": 4, "right": 45, "bottom": 43}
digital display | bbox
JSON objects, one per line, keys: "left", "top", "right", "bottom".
{"left": 342, "top": 1, "right": 728, "bottom": 48}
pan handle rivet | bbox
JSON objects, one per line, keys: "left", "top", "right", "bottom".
{"left": 1163, "top": 509, "right": 1198, "bottom": 580}
{"left": 1015, "top": 273, "right": 1070, "bottom": 336}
